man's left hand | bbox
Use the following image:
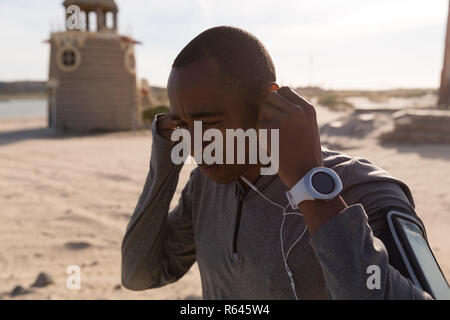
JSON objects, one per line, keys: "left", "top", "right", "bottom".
{"left": 257, "top": 86, "right": 323, "bottom": 189}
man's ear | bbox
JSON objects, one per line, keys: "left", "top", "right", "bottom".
{"left": 268, "top": 82, "right": 279, "bottom": 92}
{"left": 254, "top": 82, "right": 279, "bottom": 109}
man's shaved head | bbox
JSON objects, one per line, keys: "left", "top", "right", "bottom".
{"left": 167, "top": 26, "right": 277, "bottom": 183}
{"left": 172, "top": 26, "right": 276, "bottom": 106}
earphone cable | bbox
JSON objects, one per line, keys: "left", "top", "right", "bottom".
{"left": 240, "top": 176, "right": 308, "bottom": 300}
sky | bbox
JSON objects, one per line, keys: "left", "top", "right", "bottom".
{"left": 0, "top": 0, "right": 448, "bottom": 89}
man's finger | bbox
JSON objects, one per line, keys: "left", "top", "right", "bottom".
{"left": 158, "top": 113, "right": 180, "bottom": 130}
{"left": 258, "top": 102, "right": 285, "bottom": 121}
{"left": 266, "top": 91, "right": 300, "bottom": 113}
{"left": 277, "top": 87, "right": 313, "bottom": 109}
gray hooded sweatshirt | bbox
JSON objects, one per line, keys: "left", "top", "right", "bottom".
{"left": 121, "top": 119, "right": 432, "bottom": 300}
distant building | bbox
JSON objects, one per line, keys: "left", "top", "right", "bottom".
{"left": 47, "top": 0, "right": 142, "bottom": 132}
{"left": 439, "top": 1, "right": 450, "bottom": 109}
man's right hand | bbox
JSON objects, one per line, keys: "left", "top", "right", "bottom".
{"left": 155, "top": 113, "right": 178, "bottom": 141}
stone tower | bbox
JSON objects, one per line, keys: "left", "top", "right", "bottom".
{"left": 439, "top": 0, "right": 450, "bottom": 108}
{"left": 47, "top": 0, "right": 142, "bottom": 132}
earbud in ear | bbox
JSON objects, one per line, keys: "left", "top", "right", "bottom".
{"left": 268, "top": 83, "right": 280, "bottom": 92}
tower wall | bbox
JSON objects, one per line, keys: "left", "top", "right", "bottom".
{"left": 48, "top": 32, "right": 141, "bottom": 132}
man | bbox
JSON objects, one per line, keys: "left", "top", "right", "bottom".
{"left": 121, "top": 26, "right": 432, "bottom": 299}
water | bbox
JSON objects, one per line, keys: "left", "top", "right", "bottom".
{"left": 0, "top": 98, "right": 47, "bottom": 118}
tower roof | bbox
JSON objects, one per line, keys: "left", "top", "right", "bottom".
{"left": 63, "top": 0, "right": 117, "bottom": 12}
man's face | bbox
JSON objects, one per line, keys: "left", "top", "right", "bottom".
{"left": 167, "top": 59, "right": 260, "bottom": 183}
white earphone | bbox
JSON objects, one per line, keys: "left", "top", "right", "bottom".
{"left": 240, "top": 176, "right": 308, "bottom": 300}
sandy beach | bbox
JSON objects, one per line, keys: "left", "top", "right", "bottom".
{"left": 0, "top": 105, "right": 449, "bottom": 299}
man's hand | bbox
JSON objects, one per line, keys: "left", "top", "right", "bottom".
{"left": 258, "top": 86, "right": 347, "bottom": 235}
{"left": 257, "top": 86, "right": 323, "bottom": 189}
{"left": 155, "top": 113, "right": 178, "bottom": 141}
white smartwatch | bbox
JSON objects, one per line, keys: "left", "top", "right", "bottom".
{"left": 285, "top": 167, "right": 343, "bottom": 209}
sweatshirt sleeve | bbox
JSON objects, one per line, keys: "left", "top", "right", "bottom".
{"left": 121, "top": 117, "right": 196, "bottom": 290}
{"left": 309, "top": 203, "right": 433, "bottom": 300}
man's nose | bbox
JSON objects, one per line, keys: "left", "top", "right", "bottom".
{"left": 189, "top": 130, "right": 195, "bottom": 158}
{"left": 188, "top": 127, "right": 208, "bottom": 159}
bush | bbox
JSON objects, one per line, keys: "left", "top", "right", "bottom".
{"left": 317, "top": 94, "right": 353, "bottom": 111}
{"left": 142, "top": 105, "right": 170, "bottom": 123}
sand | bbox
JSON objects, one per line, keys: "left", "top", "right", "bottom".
{"left": 0, "top": 106, "right": 448, "bottom": 299}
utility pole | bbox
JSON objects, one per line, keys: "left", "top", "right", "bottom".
{"left": 438, "top": 0, "right": 450, "bottom": 108}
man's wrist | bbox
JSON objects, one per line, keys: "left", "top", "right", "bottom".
{"left": 282, "top": 162, "right": 322, "bottom": 189}
{"left": 299, "top": 196, "right": 348, "bottom": 235}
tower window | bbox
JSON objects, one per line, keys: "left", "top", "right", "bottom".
{"left": 57, "top": 45, "right": 81, "bottom": 72}
{"left": 62, "top": 50, "right": 76, "bottom": 67}
{"left": 124, "top": 47, "right": 136, "bottom": 74}
{"left": 127, "top": 54, "right": 135, "bottom": 70}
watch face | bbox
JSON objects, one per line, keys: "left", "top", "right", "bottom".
{"left": 311, "top": 172, "right": 335, "bottom": 194}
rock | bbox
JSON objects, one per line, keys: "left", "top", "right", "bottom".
{"left": 114, "top": 284, "right": 121, "bottom": 290}
{"left": 64, "top": 241, "right": 92, "bottom": 250}
{"left": 31, "top": 272, "right": 53, "bottom": 288}
{"left": 10, "top": 285, "right": 32, "bottom": 297}
{"left": 383, "top": 109, "right": 450, "bottom": 144}
{"left": 329, "top": 121, "right": 344, "bottom": 128}
{"left": 81, "top": 260, "right": 98, "bottom": 268}
{"left": 358, "top": 113, "right": 375, "bottom": 122}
